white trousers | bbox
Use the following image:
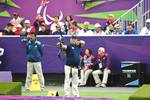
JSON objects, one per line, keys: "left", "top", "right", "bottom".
{"left": 25, "top": 62, "right": 45, "bottom": 89}
{"left": 92, "top": 69, "right": 111, "bottom": 84}
{"left": 64, "top": 65, "right": 79, "bottom": 97}
{"left": 80, "top": 69, "right": 93, "bottom": 85}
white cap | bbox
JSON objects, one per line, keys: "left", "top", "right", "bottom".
{"left": 146, "top": 19, "right": 150, "bottom": 23}
{"left": 24, "top": 20, "right": 30, "bottom": 24}
{"left": 16, "top": 24, "right": 22, "bottom": 28}
{"left": 84, "top": 21, "right": 90, "bottom": 25}
{"left": 98, "top": 47, "right": 105, "bottom": 52}
{"left": 94, "top": 23, "right": 101, "bottom": 28}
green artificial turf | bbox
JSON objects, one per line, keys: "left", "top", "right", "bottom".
{"left": 0, "top": 82, "right": 22, "bottom": 95}
{"left": 22, "top": 91, "right": 131, "bottom": 100}
{"left": 129, "top": 84, "right": 150, "bottom": 100}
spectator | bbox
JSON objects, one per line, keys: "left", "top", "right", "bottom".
{"left": 37, "top": 23, "right": 50, "bottom": 35}
{"left": 4, "top": 23, "right": 15, "bottom": 35}
{"left": 113, "top": 24, "right": 123, "bottom": 35}
{"left": 14, "top": 24, "right": 22, "bottom": 35}
{"left": 64, "top": 16, "right": 74, "bottom": 34}
{"left": 92, "top": 47, "right": 111, "bottom": 88}
{"left": 78, "top": 21, "right": 94, "bottom": 36}
{"left": 140, "top": 19, "right": 150, "bottom": 35}
{"left": 124, "top": 24, "right": 138, "bottom": 35}
{"left": 94, "top": 23, "right": 105, "bottom": 35}
{"left": 50, "top": 16, "right": 65, "bottom": 34}
{"left": 68, "top": 21, "right": 80, "bottom": 35}
{"left": 105, "top": 14, "right": 116, "bottom": 29}
{"left": 53, "top": 25, "right": 66, "bottom": 35}
{"left": 10, "top": 12, "right": 23, "bottom": 32}
{"left": 33, "top": 14, "right": 45, "bottom": 32}
{"left": 79, "top": 48, "right": 96, "bottom": 86}
{"left": 22, "top": 20, "right": 36, "bottom": 36}
{"left": 105, "top": 24, "right": 115, "bottom": 35}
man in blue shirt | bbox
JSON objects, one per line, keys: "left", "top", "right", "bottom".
{"left": 25, "top": 32, "right": 45, "bottom": 91}
{"left": 124, "top": 24, "right": 138, "bottom": 35}
{"left": 58, "top": 35, "right": 85, "bottom": 97}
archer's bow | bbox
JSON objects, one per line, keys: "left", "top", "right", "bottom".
{"left": 57, "top": 34, "right": 66, "bottom": 61}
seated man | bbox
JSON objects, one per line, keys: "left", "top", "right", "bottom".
{"left": 92, "top": 47, "right": 111, "bottom": 88}
{"left": 105, "top": 24, "right": 115, "bottom": 35}
{"left": 10, "top": 12, "right": 23, "bottom": 33}
{"left": 94, "top": 23, "right": 105, "bottom": 35}
{"left": 37, "top": 23, "right": 50, "bottom": 35}
{"left": 140, "top": 19, "right": 150, "bottom": 35}
{"left": 53, "top": 25, "right": 66, "bottom": 35}
{"left": 79, "top": 48, "right": 96, "bottom": 86}
{"left": 113, "top": 24, "right": 123, "bottom": 35}
{"left": 67, "top": 21, "right": 80, "bottom": 35}
{"left": 22, "top": 20, "right": 36, "bottom": 36}
{"left": 4, "top": 23, "right": 15, "bottom": 35}
{"left": 124, "top": 24, "right": 138, "bottom": 35}
{"left": 78, "top": 21, "right": 94, "bottom": 36}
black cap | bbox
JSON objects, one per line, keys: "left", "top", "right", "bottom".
{"left": 71, "top": 35, "right": 77, "bottom": 39}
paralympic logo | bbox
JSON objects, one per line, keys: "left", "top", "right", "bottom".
{"left": 37, "top": 0, "right": 63, "bottom": 25}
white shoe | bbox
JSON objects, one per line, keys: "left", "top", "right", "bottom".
{"left": 41, "top": 88, "right": 45, "bottom": 91}
{"left": 25, "top": 89, "right": 30, "bottom": 92}
{"left": 101, "top": 83, "right": 106, "bottom": 88}
{"left": 95, "top": 83, "right": 101, "bottom": 87}
{"left": 79, "top": 83, "right": 86, "bottom": 87}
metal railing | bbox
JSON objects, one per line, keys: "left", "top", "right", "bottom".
{"left": 114, "top": 0, "right": 150, "bottom": 31}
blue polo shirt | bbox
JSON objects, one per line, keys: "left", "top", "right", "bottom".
{"left": 65, "top": 44, "right": 81, "bottom": 68}
{"left": 124, "top": 29, "right": 138, "bottom": 35}
{"left": 26, "top": 40, "right": 43, "bottom": 62}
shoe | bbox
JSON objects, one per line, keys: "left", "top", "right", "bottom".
{"left": 41, "top": 87, "right": 45, "bottom": 91}
{"left": 79, "top": 83, "right": 86, "bottom": 87}
{"left": 101, "top": 83, "right": 106, "bottom": 88}
{"left": 41, "top": 88, "right": 45, "bottom": 91}
{"left": 95, "top": 83, "right": 101, "bottom": 87}
{"left": 25, "top": 89, "right": 30, "bottom": 92}
{"left": 79, "top": 84, "right": 86, "bottom": 87}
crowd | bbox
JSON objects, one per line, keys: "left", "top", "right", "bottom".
{"left": 1, "top": 12, "right": 150, "bottom": 36}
